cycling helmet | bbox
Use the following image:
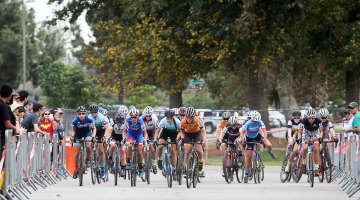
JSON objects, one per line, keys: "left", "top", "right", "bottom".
{"left": 186, "top": 107, "right": 196, "bottom": 117}
{"left": 89, "top": 104, "right": 99, "bottom": 113}
{"left": 246, "top": 111, "right": 252, "bottom": 119}
{"left": 292, "top": 110, "right": 301, "bottom": 117}
{"left": 305, "top": 108, "right": 316, "bottom": 118}
{"left": 165, "top": 108, "right": 175, "bottom": 117}
{"left": 173, "top": 108, "right": 179, "bottom": 115}
{"left": 143, "top": 106, "right": 154, "bottom": 115}
{"left": 251, "top": 111, "right": 261, "bottom": 122}
{"left": 114, "top": 113, "right": 125, "bottom": 124}
{"left": 98, "top": 107, "right": 107, "bottom": 115}
{"left": 76, "top": 106, "right": 87, "bottom": 113}
{"left": 129, "top": 108, "right": 139, "bottom": 117}
{"left": 319, "top": 108, "right": 329, "bottom": 117}
{"left": 129, "top": 105, "right": 136, "bottom": 110}
{"left": 118, "top": 105, "right": 128, "bottom": 115}
{"left": 222, "top": 111, "right": 231, "bottom": 120}
{"left": 228, "top": 116, "right": 238, "bottom": 125}
{"left": 179, "top": 107, "right": 186, "bottom": 115}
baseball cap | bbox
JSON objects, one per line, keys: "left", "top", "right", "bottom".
{"left": 348, "top": 102, "right": 358, "bottom": 109}
{"left": 33, "top": 103, "right": 43, "bottom": 112}
{"left": 27, "top": 99, "right": 37, "bottom": 105}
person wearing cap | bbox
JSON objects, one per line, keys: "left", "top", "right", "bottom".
{"left": 24, "top": 99, "right": 36, "bottom": 118}
{"left": 344, "top": 102, "right": 360, "bottom": 135}
{"left": 343, "top": 109, "right": 354, "bottom": 139}
{"left": 10, "top": 102, "right": 25, "bottom": 130}
{"left": 21, "top": 103, "right": 47, "bottom": 134}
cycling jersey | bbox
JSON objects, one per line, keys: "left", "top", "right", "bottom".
{"left": 222, "top": 125, "right": 241, "bottom": 142}
{"left": 242, "top": 120, "right": 266, "bottom": 139}
{"left": 320, "top": 120, "right": 334, "bottom": 139}
{"left": 299, "top": 118, "right": 321, "bottom": 140}
{"left": 72, "top": 116, "right": 94, "bottom": 139}
{"left": 287, "top": 119, "right": 301, "bottom": 137}
{"left": 88, "top": 112, "right": 109, "bottom": 130}
{"left": 180, "top": 116, "right": 204, "bottom": 133}
{"left": 123, "top": 117, "right": 146, "bottom": 143}
{"left": 158, "top": 117, "right": 180, "bottom": 142}
{"left": 140, "top": 114, "right": 158, "bottom": 140}
{"left": 218, "top": 120, "right": 228, "bottom": 129}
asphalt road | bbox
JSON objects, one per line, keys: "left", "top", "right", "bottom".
{"left": 29, "top": 165, "right": 357, "bottom": 200}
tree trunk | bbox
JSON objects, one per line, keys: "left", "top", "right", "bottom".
{"left": 248, "top": 68, "right": 270, "bottom": 128}
{"left": 118, "top": 87, "right": 124, "bottom": 104}
{"left": 169, "top": 91, "right": 183, "bottom": 108}
{"left": 277, "top": 72, "right": 298, "bottom": 121}
{"left": 345, "top": 68, "right": 359, "bottom": 105}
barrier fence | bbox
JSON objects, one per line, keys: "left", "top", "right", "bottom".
{"left": 0, "top": 129, "right": 70, "bottom": 200}
{"left": 331, "top": 133, "right": 360, "bottom": 199}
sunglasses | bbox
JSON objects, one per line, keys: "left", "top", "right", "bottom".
{"left": 180, "top": 114, "right": 185, "bottom": 117}
{"left": 78, "top": 113, "right": 86, "bottom": 115}
{"left": 320, "top": 117, "right": 327, "bottom": 119}
{"left": 348, "top": 107, "right": 355, "bottom": 110}
{"left": 145, "top": 115, "right": 151, "bottom": 117}
{"left": 44, "top": 113, "right": 50, "bottom": 115}
{"left": 131, "top": 116, "right": 137, "bottom": 119}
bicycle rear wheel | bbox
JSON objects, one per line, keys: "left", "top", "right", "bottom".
{"left": 318, "top": 151, "right": 325, "bottom": 183}
{"left": 308, "top": 153, "right": 314, "bottom": 187}
{"left": 79, "top": 145, "right": 84, "bottom": 186}
{"left": 193, "top": 154, "right": 199, "bottom": 188}
{"left": 223, "top": 151, "right": 232, "bottom": 183}
{"left": 90, "top": 149, "right": 97, "bottom": 185}
{"left": 324, "top": 150, "right": 332, "bottom": 183}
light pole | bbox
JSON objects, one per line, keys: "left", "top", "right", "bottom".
{"left": 22, "top": 0, "right": 26, "bottom": 90}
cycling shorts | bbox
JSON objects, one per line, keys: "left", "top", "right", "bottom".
{"left": 184, "top": 131, "right": 203, "bottom": 143}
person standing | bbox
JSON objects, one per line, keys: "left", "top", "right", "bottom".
{"left": 21, "top": 103, "right": 46, "bottom": 134}
{"left": 344, "top": 102, "right": 360, "bottom": 135}
{"left": 0, "top": 84, "right": 17, "bottom": 155}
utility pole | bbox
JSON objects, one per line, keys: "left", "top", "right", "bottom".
{"left": 22, "top": 0, "right": 26, "bottom": 90}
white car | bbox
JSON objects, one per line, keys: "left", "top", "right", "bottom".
{"left": 268, "top": 110, "right": 286, "bottom": 127}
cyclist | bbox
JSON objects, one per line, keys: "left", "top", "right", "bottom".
{"left": 155, "top": 108, "right": 181, "bottom": 177}
{"left": 215, "top": 111, "right": 231, "bottom": 143}
{"left": 99, "top": 107, "right": 115, "bottom": 127}
{"left": 319, "top": 108, "right": 337, "bottom": 165}
{"left": 140, "top": 106, "right": 159, "bottom": 173}
{"left": 71, "top": 106, "right": 95, "bottom": 179}
{"left": 241, "top": 111, "right": 276, "bottom": 178}
{"left": 178, "top": 107, "right": 206, "bottom": 177}
{"left": 88, "top": 104, "right": 112, "bottom": 179}
{"left": 242, "top": 111, "right": 252, "bottom": 125}
{"left": 284, "top": 110, "right": 302, "bottom": 172}
{"left": 178, "top": 107, "right": 187, "bottom": 121}
{"left": 173, "top": 108, "right": 181, "bottom": 120}
{"left": 108, "top": 105, "right": 128, "bottom": 176}
{"left": 298, "top": 108, "right": 323, "bottom": 176}
{"left": 123, "top": 108, "right": 148, "bottom": 178}
{"left": 218, "top": 116, "right": 242, "bottom": 176}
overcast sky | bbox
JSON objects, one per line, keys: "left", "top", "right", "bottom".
{"left": 27, "top": 0, "right": 94, "bottom": 44}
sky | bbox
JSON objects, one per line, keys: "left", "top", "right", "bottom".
{"left": 26, "top": 0, "right": 94, "bottom": 44}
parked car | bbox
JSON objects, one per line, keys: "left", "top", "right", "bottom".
{"left": 268, "top": 109, "right": 286, "bottom": 127}
{"left": 196, "top": 109, "right": 218, "bottom": 134}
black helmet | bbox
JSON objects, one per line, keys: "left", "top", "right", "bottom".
{"left": 76, "top": 106, "right": 87, "bottom": 113}
{"left": 89, "top": 104, "right": 99, "bottom": 113}
{"left": 292, "top": 110, "right": 301, "bottom": 117}
{"left": 165, "top": 108, "right": 175, "bottom": 117}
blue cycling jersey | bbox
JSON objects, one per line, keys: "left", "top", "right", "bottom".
{"left": 72, "top": 116, "right": 94, "bottom": 135}
{"left": 124, "top": 117, "right": 146, "bottom": 143}
{"left": 242, "top": 120, "right": 266, "bottom": 139}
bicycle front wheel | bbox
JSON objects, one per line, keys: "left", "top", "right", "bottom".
{"left": 186, "top": 154, "right": 194, "bottom": 188}
{"left": 90, "top": 150, "right": 97, "bottom": 185}
{"left": 324, "top": 150, "right": 332, "bottom": 183}
{"left": 318, "top": 151, "right": 325, "bottom": 183}
{"left": 223, "top": 151, "right": 232, "bottom": 184}
{"left": 308, "top": 153, "right": 314, "bottom": 187}
{"left": 192, "top": 154, "right": 199, "bottom": 188}
{"left": 253, "top": 152, "right": 260, "bottom": 184}
{"left": 165, "top": 152, "right": 172, "bottom": 188}
{"left": 145, "top": 150, "right": 151, "bottom": 185}
{"left": 79, "top": 145, "right": 84, "bottom": 186}
{"left": 114, "top": 149, "right": 119, "bottom": 186}
{"left": 177, "top": 150, "right": 184, "bottom": 185}
{"left": 130, "top": 151, "right": 138, "bottom": 187}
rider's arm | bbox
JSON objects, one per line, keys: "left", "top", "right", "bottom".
{"left": 103, "top": 124, "right": 111, "bottom": 139}
{"left": 215, "top": 124, "right": 222, "bottom": 140}
{"left": 287, "top": 128, "right": 293, "bottom": 143}
{"left": 219, "top": 129, "right": 225, "bottom": 141}
{"left": 143, "top": 130, "right": 148, "bottom": 141}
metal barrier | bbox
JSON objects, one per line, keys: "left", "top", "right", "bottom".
{"left": 0, "top": 130, "right": 70, "bottom": 200}
{"left": 330, "top": 133, "right": 360, "bottom": 199}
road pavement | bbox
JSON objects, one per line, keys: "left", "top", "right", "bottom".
{"left": 29, "top": 165, "right": 357, "bottom": 200}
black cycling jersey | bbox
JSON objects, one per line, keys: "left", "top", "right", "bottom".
{"left": 300, "top": 117, "right": 321, "bottom": 131}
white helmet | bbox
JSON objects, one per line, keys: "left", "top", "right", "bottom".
{"left": 319, "top": 108, "right": 329, "bottom": 117}
{"left": 173, "top": 108, "right": 179, "bottom": 115}
{"left": 251, "top": 111, "right": 261, "bottom": 122}
{"left": 222, "top": 112, "right": 231, "bottom": 120}
{"left": 228, "top": 116, "right": 238, "bottom": 125}
{"left": 118, "top": 105, "right": 128, "bottom": 115}
{"left": 305, "top": 108, "right": 316, "bottom": 118}
{"left": 246, "top": 111, "right": 252, "bottom": 119}
{"left": 143, "top": 106, "right": 154, "bottom": 115}
{"left": 186, "top": 107, "right": 196, "bottom": 117}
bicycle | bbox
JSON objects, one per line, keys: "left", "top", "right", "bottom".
{"left": 243, "top": 141, "right": 264, "bottom": 184}
{"left": 129, "top": 140, "right": 144, "bottom": 187}
{"left": 71, "top": 138, "right": 89, "bottom": 187}
{"left": 90, "top": 137, "right": 100, "bottom": 185}
{"left": 222, "top": 140, "right": 243, "bottom": 184}
{"left": 280, "top": 142, "right": 295, "bottom": 183}
{"left": 318, "top": 139, "right": 338, "bottom": 183}
{"left": 291, "top": 142, "right": 303, "bottom": 183}
{"left": 185, "top": 139, "right": 202, "bottom": 189}
{"left": 304, "top": 140, "right": 315, "bottom": 187}
{"left": 143, "top": 140, "right": 152, "bottom": 185}
{"left": 157, "top": 137, "right": 176, "bottom": 188}
{"left": 111, "top": 140, "right": 122, "bottom": 186}
{"left": 176, "top": 139, "right": 185, "bottom": 185}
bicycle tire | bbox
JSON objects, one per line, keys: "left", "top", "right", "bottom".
{"left": 308, "top": 152, "right": 314, "bottom": 187}
{"left": 145, "top": 150, "right": 151, "bottom": 185}
{"left": 235, "top": 151, "right": 243, "bottom": 183}
{"left": 114, "top": 148, "right": 119, "bottom": 186}
{"left": 223, "top": 151, "right": 232, "bottom": 183}
{"left": 259, "top": 154, "right": 264, "bottom": 182}
{"left": 193, "top": 153, "right": 199, "bottom": 188}
{"left": 324, "top": 150, "right": 332, "bottom": 183}
{"left": 318, "top": 150, "right": 325, "bottom": 183}
{"left": 177, "top": 150, "right": 184, "bottom": 185}
{"left": 294, "top": 155, "right": 303, "bottom": 183}
{"left": 130, "top": 150, "right": 137, "bottom": 187}
{"left": 165, "top": 151, "right": 172, "bottom": 188}
{"left": 253, "top": 151, "right": 259, "bottom": 184}
{"left": 186, "top": 154, "right": 194, "bottom": 188}
{"left": 90, "top": 149, "right": 97, "bottom": 185}
{"left": 79, "top": 144, "right": 84, "bottom": 186}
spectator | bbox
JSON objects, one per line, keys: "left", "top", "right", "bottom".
{"left": 342, "top": 109, "right": 354, "bottom": 139}
{"left": 39, "top": 110, "right": 57, "bottom": 142}
{"left": 51, "top": 108, "right": 64, "bottom": 141}
{"left": 24, "top": 99, "right": 36, "bottom": 118}
{"left": 10, "top": 102, "right": 25, "bottom": 131}
{"left": 12, "top": 92, "right": 20, "bottom": 103}
{"left": 21, "top": 103, "right": 47, "bottom": 134}
{"left": 0, "top": 84, "right": 17, "bottom": 155}
{"left": 344, "top": 102, "right": 360, "bottom": 135}
{"left": 17, "top": 90, "right": 29, "bottom": 106}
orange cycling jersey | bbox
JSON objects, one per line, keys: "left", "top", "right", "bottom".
{"left": 181, "top": 116, "right": 203, "bottom": 133}
{"left": 218, "top": 120, "right": 227, "bottom": 129}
